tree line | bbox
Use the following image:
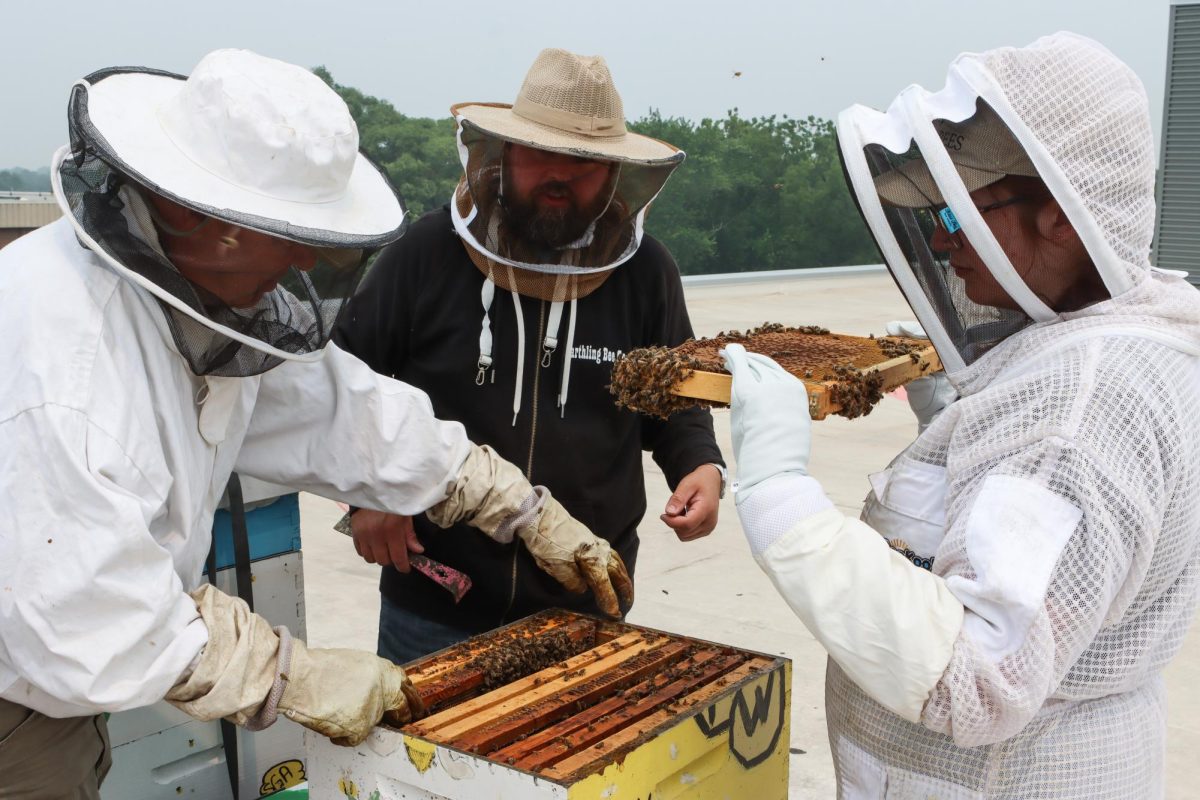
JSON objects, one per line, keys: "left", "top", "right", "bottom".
{"left": 315, "top": 68, "right": 878, "bottom": 274}
{"left": 3, "top": 71, "right": 880, "bottom": 274}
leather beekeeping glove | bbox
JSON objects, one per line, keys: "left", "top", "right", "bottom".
{"left": 721, "top": 343, "right": 812, "bottom": 501}
{"left": 887, "top": 320, "right": 957, "bottom": 434}
{"left": 426, "top": 444, "right": 634, "bottom": 617}
{"left": 167, "top": 585, "right": 424, "bottom": 747}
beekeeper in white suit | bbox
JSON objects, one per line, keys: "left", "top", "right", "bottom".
{"left": 0, "top": 50, "right": 630, "bottom": 799}
{"left": 723, "top": 33, "right": 1200, "bottom": 798}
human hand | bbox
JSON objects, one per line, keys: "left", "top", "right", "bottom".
{"left": 721, "top": 344, "right": 812, "bottom": 501}
{"left": 660, "top": 464, "right": 722, "bottom": 541}
{"left": 349, "top": 509, "right": 422, "bottom": 572}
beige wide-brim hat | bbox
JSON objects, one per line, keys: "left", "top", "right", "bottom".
{"left": 452, "top": 48, "right": 682, "bottom": 166}
{"left": 874, "top": 103, "right": 1040, "bottom": 208}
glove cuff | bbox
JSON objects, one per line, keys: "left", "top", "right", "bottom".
{"left": 243, "top": 626, "right": 293, "bottom": 731}
{"left": 495, "top": 486, "right": 547, "bottom": 544}
{"left": 736, "top": 474, "right": 833, "bottom": 555}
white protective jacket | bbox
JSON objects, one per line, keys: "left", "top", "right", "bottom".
{"left": 755, "top": 282, "right": 1200, "bottom": 798}
{"left": 741, "top": 33, "right": 1200, "bottom": 799}
{"left": 0, "top": 219, "right": 470, "bottom": 718}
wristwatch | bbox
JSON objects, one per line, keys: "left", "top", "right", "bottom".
{"left": 707, "top": 463, "right": 728, "bottom": 500}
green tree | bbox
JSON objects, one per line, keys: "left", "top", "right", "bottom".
{"left": 0, "top": 167, "right": 51, "bottom": 192}
{"left": 313, "top": 67, "right": 459, "bottom": 219}
{"left": 312, "top": 69, "right": 877, "bottom": 273}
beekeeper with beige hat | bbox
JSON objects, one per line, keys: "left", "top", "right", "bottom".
{"left": 0, "top": 48, "right": 630, "bottom": 798}
{"left": 334, "top": 48, "right": 724, "bottom": 665}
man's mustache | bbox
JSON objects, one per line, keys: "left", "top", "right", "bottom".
{"left": 533, "top": 182, "right": 576, "bottom": 204}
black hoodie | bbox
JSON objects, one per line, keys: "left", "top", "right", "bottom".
{"left": 334, "top": 207, "right": 722, "bottom": 630}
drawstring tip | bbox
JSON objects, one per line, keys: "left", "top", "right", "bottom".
{"left": 511, "top": 412, "right": 518, "bottom": 427}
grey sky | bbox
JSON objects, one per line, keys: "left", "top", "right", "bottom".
{"left": 0, "top": 0, "right": 1176, "bottom": 169}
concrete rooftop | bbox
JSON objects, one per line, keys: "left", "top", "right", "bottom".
{"left": 300, "top": 269, "right": 1200, "bottom": 798}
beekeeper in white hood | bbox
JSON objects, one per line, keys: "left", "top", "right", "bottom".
{"left": 0, "top": 49, "right": 631, "bottom": 798}
{"left": 722, "top": 33, "right": 1200, "bottom": 798}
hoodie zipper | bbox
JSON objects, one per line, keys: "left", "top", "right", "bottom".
{"left": 500, "top": 298, "right": 546, "bottom": 625}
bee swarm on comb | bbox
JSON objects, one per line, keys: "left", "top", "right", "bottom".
{"left": 610, "top": 323, "right": 930, "bottom": 420}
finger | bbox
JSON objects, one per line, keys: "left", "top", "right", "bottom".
{"left": 663, "top": 483, "right": 698, "bottom": 517}
{"left": 588, "top": 573, "right": 622, "bottom": 619}
{"left": 719, "top": 343, "right": 749, "bottom": 377}
{"left": 355, "top": 533, "right": 378, "bottom": 564}
{"left": 404, "top": 518, "right": 425, "bottom": 554}
{"left": 402, "top": 682, "right": 427, "bottom": 720}
{"left": 578, "top": 552, "right": 622, "bottom": 618}
{"left": 609, "top": 552, "right": 635, "bottom": 610}
{"left": 677, "top": 507, "right": 718, "bottom": 541}
{"left": 349, "top": 512, "right": 369, "bottom": 561}
{"left": 665, "top": 507, "right": 704, "bottom": 540}
{"left": 389, "top": 532, "right": 411, "bottom": 573}
{"left": 744, "top": 351, "right": 792, "bottom": 380}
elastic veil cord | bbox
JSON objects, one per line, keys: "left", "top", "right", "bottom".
{"left": 510, "top": 288, "right": 526, "bottom": 426}
{"left": 558, "top": 299, "right": 578, "bottom": 417}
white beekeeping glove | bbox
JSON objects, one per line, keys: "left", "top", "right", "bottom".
{"left": 720, "top": 343, "right": 812, "bottom": 500}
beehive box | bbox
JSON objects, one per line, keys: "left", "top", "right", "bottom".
{"left": 610, "top": 324, "right": 942, "bottom": 420}
{"left": 305, "top": 611, "right": 790, "bottom": 799}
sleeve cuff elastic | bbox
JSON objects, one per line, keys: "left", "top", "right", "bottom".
{"left": 735, "top": 474, "right": 833, "bottom": 555}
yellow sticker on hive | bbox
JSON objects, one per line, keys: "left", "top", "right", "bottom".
{"left": 404, "top": 736, "right": 437, "bottom": 773}
{"left": 259, "top": 759, "right": 305, "bottom": 795}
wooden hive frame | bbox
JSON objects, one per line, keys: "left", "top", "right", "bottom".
{"left": 673, "top": 340, "right": 942, "bottom": 420}
{"left": 392, "top": 610, "right": 789, "bottom": 787}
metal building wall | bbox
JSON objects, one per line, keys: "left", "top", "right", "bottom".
{"left": 1156, "top": 3, "right": 1200, "bottom": 281}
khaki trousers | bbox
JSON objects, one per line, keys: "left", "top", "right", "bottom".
{"left": 0, "top": 698, "right": 111, "bottom": 799}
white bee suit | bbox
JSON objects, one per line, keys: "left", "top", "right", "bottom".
{"left": 0, "top": 218, "right": 470, "bottom": 718}
{"left": 727, "top": 32, "right": 1200, "bottom": 799}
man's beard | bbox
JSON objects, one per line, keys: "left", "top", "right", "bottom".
{"left": 501, "top": 181, "right": 611, "bottom": 250}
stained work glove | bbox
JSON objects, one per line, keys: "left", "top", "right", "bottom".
{"left": 426, "top": 444, "right": 634, "bottom": 617}
{"left": 167, "top": 585, "right": 423, "bottom": 747}
{"left": 721, "top": 343, "right": 812, "bottom": 501}
{"left": 886, "top": 320, "right": 957, "bottom": 434}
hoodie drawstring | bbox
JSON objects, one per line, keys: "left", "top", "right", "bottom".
{"left": 477, "top": 276, "right": 579, "bottom": 424}
{"left": 558, "top": 298, "right": 578, "bottom": 417}
{"left": 509, "top": 288, "right": 525, "bottom": 427}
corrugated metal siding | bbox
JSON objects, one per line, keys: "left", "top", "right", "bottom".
{"left": 0, "top": 200, "right": 61, "bottom": 229}
{"left": 1156, "top": 4, "right": 1200, "bottom": 281}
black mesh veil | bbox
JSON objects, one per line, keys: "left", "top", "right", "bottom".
{"left": 55, "top": 68, "right": 407, "bottom": 377}
{"left": 862, "top": 140, "right": 1031, "bottom": 367}
{"left": 451, "top": 117, "right": 682, "bottom": 276}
